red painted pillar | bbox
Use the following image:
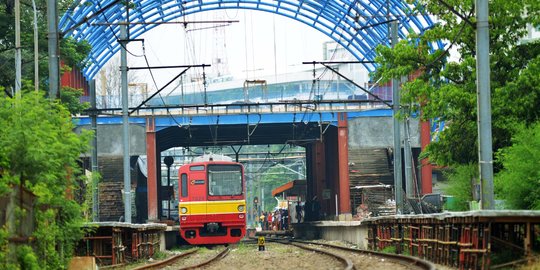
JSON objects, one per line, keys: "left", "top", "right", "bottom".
{"left": 420, "top": 118, "right": 433, "bottom": 194}
{"left": 408, "top": 70, "right": 433, "bottom": 195}
{"left": 337, "top": 112, "right": 351, "bottom": 215}
{"left": 314, "top": 141, "right": 325, "bottom": 205}
{"left": 146, "top": 117, "right": 158, "bottom": 221}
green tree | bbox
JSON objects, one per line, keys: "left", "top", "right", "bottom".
{"left": 495, "top": 122, "right": 540, "bottom": 210}
{"left": 258, "top": 164, "right": 300, "bottom": 212}
{"left": 0, "top": 1, "right": 91, "bottom": 94}
{"left": 373, "top": 0, "right": 540, "bottom": 166}
{"left": 0, "top": 91, "right": 92, "bottom": 268}
{"left": 373, "top": 1, "right": 540, "bottom": 209}
{"left": 60, "top": 86, "right": 89, "bottom": 115}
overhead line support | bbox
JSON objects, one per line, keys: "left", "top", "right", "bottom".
{"left": 391, "top": 20, "right": 403, "bottom": 214}
{"left": 129, "top": 64, "right": 210, "bottom": 115}
{"left": 92, "top": 20, "right": 239, "bottom": 26}
{"left": 129, "top": 68, "right": 190, "bottom": 115}
{"left": 47, "top": 0, "right": 60, "bottom": 99}
{"left": 129, "top": 64, "right": 210, "bottom": 70}
{"left": 305, "top": 62, "right": 391, "bottom": 107}
{"left": 475, "top": 0, "right": 494, "bottom": 209}
{"left": 302, "top": 61, "right": 375, "bottom": 64}
{"left": 120, "top": 23, "right": 131, "bottom": 223}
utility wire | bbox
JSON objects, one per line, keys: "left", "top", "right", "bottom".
{"left": 96, "top": 1, "right": 144, "bottom": 58}
{"left": 424, "top": 9, "right": 473, "bottom": 69}
{"left": 139, "top": 40, "right": 189, "bottom": 129}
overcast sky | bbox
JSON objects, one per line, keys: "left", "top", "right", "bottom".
{"left": 122, "top": 9, "right": 335, "bottom": 91}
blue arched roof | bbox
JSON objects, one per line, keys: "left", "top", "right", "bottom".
{"left": 60, "top": 0, "right": 442, "bottom": 80}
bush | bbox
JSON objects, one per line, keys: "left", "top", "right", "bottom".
{"left": 495, "top": 122, "right": 540, "bottom": 209}
{"left": 443, "top": 164, "right": 477, "bottom": 211}
{"left": 0, "top": 92, "right": 91, "bottom": 268}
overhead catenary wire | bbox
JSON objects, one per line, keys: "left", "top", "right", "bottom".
{"left": 136, "top": 38, "right": 202, "bottom": 128}
{"left": 423, "top": 8, "right": 473, "bottom": 70}
{"left": 95, "top": 1, "right": 144, "bottom": 58}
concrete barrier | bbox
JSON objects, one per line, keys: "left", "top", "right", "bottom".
{"left": 292, "top": 221, "right": 369, "bottom": 249}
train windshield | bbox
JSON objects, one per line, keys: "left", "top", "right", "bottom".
{"left": 208, "top": 165, "right": 243, "bottom": 196}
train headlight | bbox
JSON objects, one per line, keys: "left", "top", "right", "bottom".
{"left": 237, "top": 205, "right": 245, "bottom": 212}
{"left": 180, "top": 207, "right": 188, "bottom": 214}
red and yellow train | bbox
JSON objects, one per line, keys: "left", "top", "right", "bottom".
{"left": 178, "top": 159, "right": 246, "bottom": 245}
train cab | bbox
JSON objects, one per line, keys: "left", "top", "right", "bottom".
{"left": 178, "top": 158, "right": 246, "bottom": 245}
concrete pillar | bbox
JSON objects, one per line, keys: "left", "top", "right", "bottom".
{"left": 146, "top": 118, "right": 158, "bottom": 221}
{"left": 337, "top": 113, "right": 351, "bottom": 217}
{"left": 420, "top": 119, "right": 433, "bottom": 194}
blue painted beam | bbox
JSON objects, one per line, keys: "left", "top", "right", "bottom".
{"left": 73, "top": 108, "right": 393, "bottom": 130}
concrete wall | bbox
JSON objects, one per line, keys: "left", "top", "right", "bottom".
{"left": 348, "top": 116, "right": 420, "bottom": 148}
{"left": 75, "top": 116, "right": 419, "bottom": 155}
{"left": 293, "top": 221, "right": 369, "bottom": 249}
{"left": 76, "top": 124, "right": 147, "bottom": 156}
{"left": 318, "top": 222, "right": 369, "bottom": 249}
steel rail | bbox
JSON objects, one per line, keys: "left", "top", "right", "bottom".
{"left": 260, "top": 238, "right": 353, "bottom": 270}
{"left": 131, "top": 246, "right": 230, "bottom": 270}
{"left": 292, "top": 240, "right": 436, "bottom": 270}
{"left": 290, "top": 242, "right": 354, "bottom": 270}
{"left": 131, "top": 249, "right": 198, "bottom": 270}
{"left": 179, "top": 247, "right": 230, "bottom": 270}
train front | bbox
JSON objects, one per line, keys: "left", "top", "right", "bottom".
{"left": 178, "top": 161, "right": 246, "bottom": 245}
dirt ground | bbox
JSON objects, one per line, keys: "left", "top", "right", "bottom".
{"left": 201, "top": 242, "right": 343, "bottom": 270}
{"left": 122, "top": 239, "right": 540, "bottom": 270}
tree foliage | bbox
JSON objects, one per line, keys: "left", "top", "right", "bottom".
{"left": 374, "top": 0, "right": 540, "bottom": 167}
{"left": 0, "top": 91, "right": 92, "bottom": 268}
{"left": 0, "top": 1, "right": 91, "bottom": 94}
{"left": 443, "top": 164, "right": 477, "bottom": 211}
{"left": 60, "top": 86, "right": 89, "bottom": 115}
{"left": 257, "top": 164, "right": 300, "bottom": 212}
{"left": 495, "top": 122, "right": 540, "bottom": 210}
{"left": 373, "top": 0, "right": 540, "bottom": 209}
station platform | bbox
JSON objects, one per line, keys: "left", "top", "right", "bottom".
{"left": 77, "top": 222, "right": 167, "bottom": 266}
{"left": 291, "top": 210, "right": 540, "bottom": 270}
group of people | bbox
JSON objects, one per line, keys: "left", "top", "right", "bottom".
{"left": 257, "top": 196, "right": 322, "bottom": 231}
{"left": 259, "top": 208, "right": 289, "bottom": 231}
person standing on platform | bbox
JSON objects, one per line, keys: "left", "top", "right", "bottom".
{"left": 311, "top": 196, "right": 320, "bottom": 221}
{"left": 295, "top": 200, "right": 303, "bottom": 223}
{"left": 267, "top": 212, "right": 273, "bottom": 230}
{"left": 275, "top": 210, "right": 281, "bottom": 230}
{"left": 282, "top": 208, "right": 289, "bottom": 230}
{"left": 304, "top": 198, "right": 312, "bottom": 221}
{"left": 260, "top": 212, "right": 266, "bottom": 229}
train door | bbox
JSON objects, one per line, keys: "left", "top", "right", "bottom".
{"left": 189, "top": 164, "right": 208, "bottom": 217}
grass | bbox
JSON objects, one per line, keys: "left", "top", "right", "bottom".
{"left": 380, "top": 246, "right": 397, "bottom": 254}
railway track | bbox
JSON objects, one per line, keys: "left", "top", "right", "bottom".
{"left": 131, "top": 238, "right": 433, "bottom": 270}
{"left": 264, "top": 238, "right": 435, "bottom": 270}
{"left": 132, "top": 246, "right": 230, "bottom": 270}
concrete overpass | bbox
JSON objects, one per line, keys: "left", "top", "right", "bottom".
{"left": 76, "top": 107, "right": 430, "bottom": 222}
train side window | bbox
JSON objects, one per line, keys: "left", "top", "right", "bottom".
{"left": 181, "top": 173, "right": 188, "bottom": 197}
{"left": 190, "top": 165, "right": 205, "bottom": 171}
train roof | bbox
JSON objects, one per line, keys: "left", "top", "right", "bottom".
{"left": 192, "top": 154, "right": 233, "bottom": 163}
{"left": 181, "top": 160, "right": 243, "bottom": 167}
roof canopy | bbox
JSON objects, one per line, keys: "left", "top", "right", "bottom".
{"left": 60, "top": 0, "right": 442, "bottom": 80}
{"left": 272, "top": 179, "right": 307, "bottom": 198}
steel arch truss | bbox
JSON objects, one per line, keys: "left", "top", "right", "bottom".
{"left": 60, "top": 0, "right": 442, "bottom": 80}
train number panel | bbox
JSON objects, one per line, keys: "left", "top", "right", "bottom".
{"left": 178, "top": 161, "right": 246, "bottom": 245}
